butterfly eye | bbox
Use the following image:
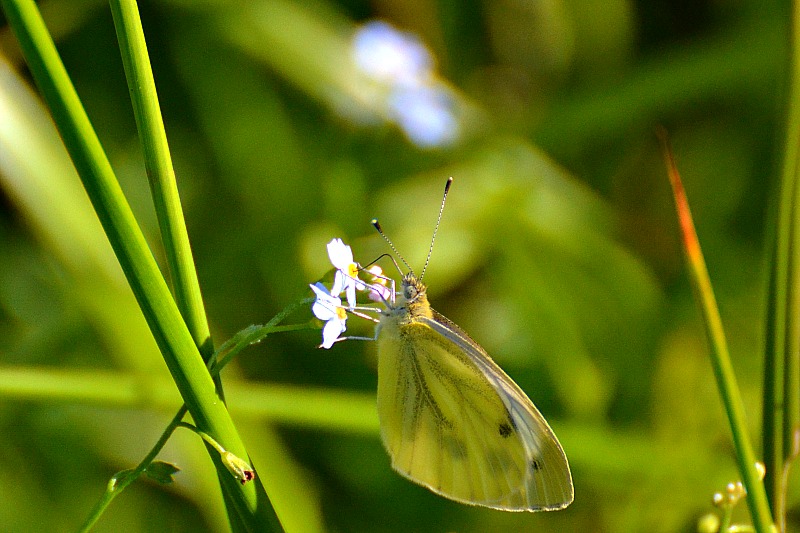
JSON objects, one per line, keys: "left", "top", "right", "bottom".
{"left": 404, "top": 284, "right": 418, "bottom": 300}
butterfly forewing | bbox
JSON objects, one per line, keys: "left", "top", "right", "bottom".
{"left": 377, "top": 301, "right": 573, "bottom": 511}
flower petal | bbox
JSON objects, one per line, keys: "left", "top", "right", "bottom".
{"left": 332, "top": 270, "right": 346, "bottom": 296}
{"left": 321, "top": 317, "right": 347, "bottom": 349}
{"left": 345, "top": 283, "right": 358, "bottom": 308}
{"left": 327, "top": 238, "right": 354, "bottom": 270}
{"left": 368, "top": 283, "right": 393, "bottom": 303}
{"left": 312, "top": 300, "right": 334, "bottom": 321}
{"left": 310, "top": 283, "right": 340, "bottom": 320}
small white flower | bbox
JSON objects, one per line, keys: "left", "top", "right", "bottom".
{"left": 362, "top": 265, "right": 393, "bottom": 302}
{"left": 327, "top": 238, "right": 364, "bottom": 307}
{"left": 310, "top": 282, "right": 348, "bottom": 348}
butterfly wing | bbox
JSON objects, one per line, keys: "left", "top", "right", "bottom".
{"left": 424, "top": 310, "right": 574, "bottom": 510}
{"left": 376, "top": 309, "right": 573, "bottom": 511}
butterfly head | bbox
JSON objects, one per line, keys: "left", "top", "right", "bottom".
{"left": 399, "top": 273, "right": 424, "bottom": 300}
{"left": 395, "top": 273, "right": 433, "bottom": 319}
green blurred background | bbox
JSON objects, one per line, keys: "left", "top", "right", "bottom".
{"left": 0, "top": 0, "right": 793, "bottom": 531}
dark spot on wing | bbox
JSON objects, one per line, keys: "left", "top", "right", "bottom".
{"left": 530, "top": 458, "right": 543, "bottom": 471}
{"left": 498, "top": 422, "right": 514, "bottom": 438}
{"left": 499, "top": 410, "right": 517, "bottom": 438}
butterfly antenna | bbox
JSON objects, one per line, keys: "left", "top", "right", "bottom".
{"left": 419, "top": 177, "right": 453, "bottom": 281}
{"left": 372, "top": 219, "right": 413, "bottom": 275}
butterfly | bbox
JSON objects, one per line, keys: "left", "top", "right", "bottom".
{"left": 371, "top": 179, "right": 574, "bottom": 511}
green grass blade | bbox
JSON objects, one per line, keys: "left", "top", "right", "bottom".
{"left": 0, "top": 0, "right": 281, "bottom": 529}
{"left": 660, "top": 133, "right": 775, "bottom": 533}
{"left": 0, "top": 365, "right": 378, "bottom": 434}
{"left": 784, "top": 0, "right": 800, "bottom": 479}
{"left": 763, "top": 248, "right": 785, "bottom": 521}
{"left": 107, "top": 2, "right": 239, "bottom": 524}
{"left": 108, "top": 0, "right": 213, "bottom": 359}
{"left": 763, "top": 4, "right": 800, "bottom": 528}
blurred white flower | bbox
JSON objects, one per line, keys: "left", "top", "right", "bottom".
{"left": 352, "top": 21, "right": 432, "bottom": 86}
{"left": 351, "top": 20, "right": 460, "bottom": 149}
{"left": 389, "top": 85, "right": 459, "bottom": 148}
